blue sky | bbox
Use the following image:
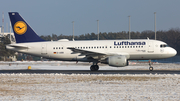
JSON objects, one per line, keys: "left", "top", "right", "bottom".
{"left": 0, "top": 0, "right": 180, "bottom": 36}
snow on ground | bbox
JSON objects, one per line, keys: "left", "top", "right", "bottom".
{"left": 0, "top": 61, "right": 180, "bottom": 70}
{"left": 0, "top": 74, "right": 180, "bottom": 101}
{"left": 0, "top": 61, "right": 180, "bottom": 100}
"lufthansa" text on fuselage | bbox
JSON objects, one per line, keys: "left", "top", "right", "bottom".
{"left": 114, "top": 41, "right": 146, "bottom": 45}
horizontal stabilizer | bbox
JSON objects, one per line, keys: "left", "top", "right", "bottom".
{"left": 8, "top": 44, "right": 29, "bottom": 49}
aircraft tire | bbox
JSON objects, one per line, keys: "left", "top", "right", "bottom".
{"left": 90, "top": 65, "right": 99, "bottom": 71}
{"left": 90, "top": 65, "right": 95, "bottom": 71}
{"left": 94, "top": 65, "right": 99, "bottom": 71}
{"left": 149, "top": 66, "right": 153, "bottom": 71}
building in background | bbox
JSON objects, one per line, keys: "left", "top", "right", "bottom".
{"left": 0, "top": 26, "right": 16, "bottom": 61}
{"left": 0, "top": 26, "right": 16, "bottom": 43}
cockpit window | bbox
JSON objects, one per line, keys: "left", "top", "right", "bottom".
{"left": 160, "top": 44, "right": 169, "bottom": 48}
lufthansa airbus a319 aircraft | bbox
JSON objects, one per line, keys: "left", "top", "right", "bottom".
{"left": 6, "top": 12, "right": 177, "bottom": 71}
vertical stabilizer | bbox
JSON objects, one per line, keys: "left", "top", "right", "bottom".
{"left": 9, "top": 12, "right": 44, "bottom": 43}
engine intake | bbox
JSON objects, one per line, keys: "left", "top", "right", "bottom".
{"left": 108, "top": 55, "right": 128, "bottom": 67}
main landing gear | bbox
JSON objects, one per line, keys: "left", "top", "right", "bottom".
{"left": 149, "top": 60, "right": 153, "bottom": 71}
{"left": 90, "top": 63, "right": 99, "bottom": 71}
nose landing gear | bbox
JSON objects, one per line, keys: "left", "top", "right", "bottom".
{"left": 149, "top": 60, "right": 153, "bottom": 71}
{"left": 149, "top": 66, "right": 153, "bottom": 71}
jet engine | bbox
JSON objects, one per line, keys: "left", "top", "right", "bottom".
{"left": 107, "top": 55, "right": 128, "bottom": 67}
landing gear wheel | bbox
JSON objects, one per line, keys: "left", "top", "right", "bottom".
{"left": 90, "top": 65, "right": 99, "bottom": 71}
{"left": 149, "top": 66, "right": 153, "bottom": 71}
{"left": 90, "top": 65, "right": 95, "bottom": 71}
{"left": 94, "top": 65, "right": 99, "bottom": 70}
{"left": 149, "top": 60, "right": 153, "bottom": 71}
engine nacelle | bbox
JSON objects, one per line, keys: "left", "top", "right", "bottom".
{"left": 108, "top": 55, "right": 128, "bottom": 67}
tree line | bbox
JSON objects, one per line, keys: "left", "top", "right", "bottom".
{"left": 0, "top": 36, "right": 15, "bottom": 61}
{"left": 40, "top": 28, "right": 180, "bottom": 55}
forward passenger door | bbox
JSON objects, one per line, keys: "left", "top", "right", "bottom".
{"left": 148, "top": 42, "right": 154, "bottom": 53}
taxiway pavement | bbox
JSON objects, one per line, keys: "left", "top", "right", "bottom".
{"left": 0, "top": 69, "right": 180, "bottom": 74}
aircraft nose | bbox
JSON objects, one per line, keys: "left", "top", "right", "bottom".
{"left": 170, "top": 48, "right": 177, "bottom": 57}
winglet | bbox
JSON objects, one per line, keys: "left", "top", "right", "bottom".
{"left": 9, "top": 12, "right": 45, "bottom": 43}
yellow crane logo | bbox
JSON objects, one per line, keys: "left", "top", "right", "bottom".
{"left": 14, "top": 21, "right": 27, "bottom": 35}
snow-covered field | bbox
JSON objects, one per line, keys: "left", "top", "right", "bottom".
{"left": 0, "top": 74, "right": 180, "bottom": 101}
{"left": 0, "top": 61, "right": 180, "bottom": 70}
{"left": 0, "top": 61, "right": 180, "bottom": 100}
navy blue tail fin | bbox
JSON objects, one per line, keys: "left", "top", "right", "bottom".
{"left": 9, "top": 12, "right": 45, "bottom": 43}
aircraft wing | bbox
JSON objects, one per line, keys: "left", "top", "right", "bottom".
{"left": 67, "top": 47, "right": 106, "bottom": 57}
{"left": 67, "top": 47, "right": 130, "bottom": 60}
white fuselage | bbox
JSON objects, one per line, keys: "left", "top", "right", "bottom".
{"left": 6, "top": 39, "right": 177, "bottom": 62}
